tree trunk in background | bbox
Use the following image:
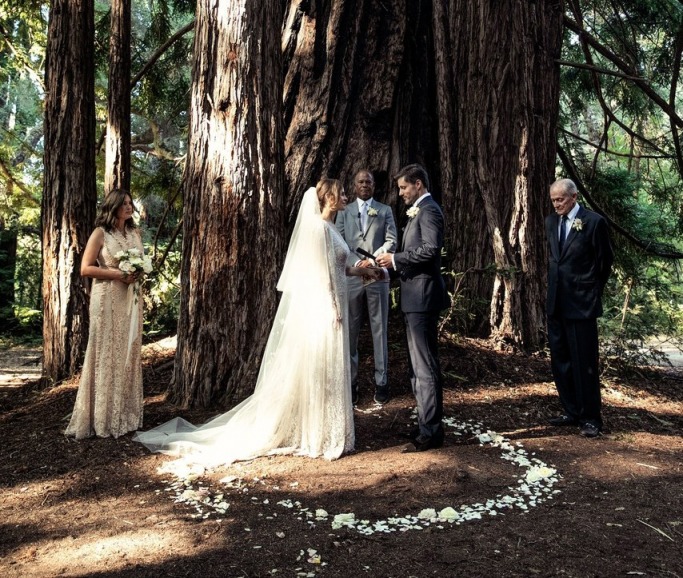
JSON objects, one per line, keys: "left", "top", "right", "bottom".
{"left": 282, "top": 0, "right": 437, "bottom": 222}
{"left": 0, "top": 220, "right": 18, "bottom": 329}
{"left": 42, "top": 0, "right": 96, "bottom": 383}
{"left": 105, "top": 0, "right": 131, "bottom": 194}
{"left": 441, "top": 0, "right": 563, "bottom": 347}
{"left": 170, "top": 0, "right": 285, "bottom": 408}
{"left": 283, "top": 0, "right": 562, "bottom": 348}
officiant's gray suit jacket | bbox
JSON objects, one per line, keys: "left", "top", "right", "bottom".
{"left": 337, "top": 200, "right": 397, "bottom": 269}
{"left": 336, "top": 199, "right": 397, "bottom": 390}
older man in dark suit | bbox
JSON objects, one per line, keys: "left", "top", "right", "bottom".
{"left": 376, "top": 164, "right": 449, "bottom": 452}
{"left": 545, "top": 178, "right": 614, "bottom": 438}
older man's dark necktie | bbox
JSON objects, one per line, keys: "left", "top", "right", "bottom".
{"left": 558, "top": 215, "right": 568, "bottom": 252}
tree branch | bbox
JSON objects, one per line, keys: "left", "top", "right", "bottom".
{"left": 557, "top": 59, "right": 645, "bottom": 81}
{"left": 97, "top": 20, "right": 195, "bottom": 154}
{"left": 0, "top": 157, "right": 37, "bottom": 204}
{"left": 557, "top": 145, "right": 683, "bottom": 259}
{"left": 559, "top": 128, "right": 671, "bottom": 160}
{"left": 130, "top": 20, "right": 195, "bottom": 89}
{"left": 668, "top": 18, "right": 683, "bottom": 179}
{"left": 567, "top": 10, "right": 670, "bottom": 157}
{"left": 0, "top": 27, "right": 45, "bottom": 92}
{"left": 564, "top": 15, "right": 683, "bottom": 127}
{"left": 156, "top": 217, "right": 183, "bottom": 272}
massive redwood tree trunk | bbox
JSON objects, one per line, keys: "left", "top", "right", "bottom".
{"left": 282, "top": 0, "right": 436, "bottom": 220}
{"left": 170, "top": 0, "right": 285, "bottom": 408}
{"left": 438, "top": 0, "right": 564, "bottom": 347}
{"left": 282, "top": 0, "right": 562, "bottom": 348}
{"left": 168, "top": 0, "right": 564, "bottom": 406}
{"left": 42, "top": 0, "right": 96, "bottom": 383}
{"left": 104, "top": 0, "right": 131, "bottom": 194}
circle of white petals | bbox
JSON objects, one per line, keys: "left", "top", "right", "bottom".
{"left": 157, "top": 416, "right": 561, "bottom": 534}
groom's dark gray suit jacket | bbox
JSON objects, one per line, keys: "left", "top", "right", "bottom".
{"left": 393, "top": 196, "right": 449, "bottom": 313}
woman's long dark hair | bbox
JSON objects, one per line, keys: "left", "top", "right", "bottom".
{"left": 94, "top": 189, "right": 137, "bottom": 232}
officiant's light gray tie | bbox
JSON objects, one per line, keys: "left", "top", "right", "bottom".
{"left": 559, "top": 215, "right": 568, "bottom": 252}
{"left": 360, "top": 201, "right": 368, "bottom": 234}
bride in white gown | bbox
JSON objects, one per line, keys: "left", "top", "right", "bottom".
{"left": 134, "top": 179, "right": 382, "bottom": 467}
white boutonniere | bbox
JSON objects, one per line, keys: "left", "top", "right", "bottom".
{"left": 572, "top": 218, "right": 583, "bottom": 231}
{"left": 367, "top": 207, "right": 378, "bottom": 217}
{"left": 406, "top": 206, "right": 420, "bottom": 219}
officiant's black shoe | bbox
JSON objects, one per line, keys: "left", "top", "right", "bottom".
{"left": 402, "top": 432, "right": 444, "bottom": 453}
{"left": 352, "top": 388, "right": 359, "bottom": 406}
{"left": 580, "top": 422, "right": 601, "bottom": 438}
{"left": 548, "top": 415, "right": 579, "bottom": 427}
{"left": 373, "top": 387, "right": 389, "bottom": 405}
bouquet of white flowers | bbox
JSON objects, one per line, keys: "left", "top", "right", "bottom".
{"left": 116, "top": 248, "right": 153, "bottom": 301}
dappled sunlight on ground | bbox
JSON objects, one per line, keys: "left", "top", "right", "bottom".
{"left": 2, "top": 336, "right": 682, "bottom": 576}
{"left": 8, "top": 527, "right": 212, "bottom": 577}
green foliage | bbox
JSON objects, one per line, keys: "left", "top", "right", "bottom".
{"left": 14, "top": 229, "right": 40, "bottom": 310}
{"left": 560, "top": 1, "right": 683, "bottom": 364}
{"left": 1, "top": 0, "right": 192, "bottom": 340}
{"left": 0, "top": 0, "right": 45, "bottom": 222}
{"left": 439, "top": 266, "right": 495, "bottom": 337}
{"left": 142, "top": 238, "right": 181, "bottom": 338}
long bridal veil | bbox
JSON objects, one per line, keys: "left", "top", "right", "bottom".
{"left": 133, "top": 187, "right": 353, "bottom": 466}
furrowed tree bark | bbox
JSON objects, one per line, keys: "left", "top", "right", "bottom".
{"left": 444, "top": 0, "right": 563, "bottom": 348}
{"left": 169, "top": 0, "right": 285, "bottom": 408}
{"left": 105, "top": 0, "right": 131, "bottom": 194}
{"left": 42, "top": 0, "right": 96, "bottom": 383}
{"left": 283, "top": 0, "right": 560, "bottom": 347}
{"left": 282, "top": 0, "right": 435, "bottom": 221}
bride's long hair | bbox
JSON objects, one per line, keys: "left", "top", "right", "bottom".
{"left": 316, "top": 178, "right": 342, "bottom": 211}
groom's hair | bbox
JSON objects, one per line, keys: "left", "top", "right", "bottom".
{"left": 394, "top": 164, "right": 430, "bottom": 190}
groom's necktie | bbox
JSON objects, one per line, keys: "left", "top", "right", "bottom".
{"left": 558, "top": 215, "right": 568, "bottom": 252}
{"left": 360, "top": 201, "right": 368, "bottom": 234}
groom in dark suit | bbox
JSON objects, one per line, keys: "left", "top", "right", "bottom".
{"left": 376, "top": 164, "right": 449, "bottom": 452}
{"left": 545, "top": 178, "right": 614, "bottom": 438}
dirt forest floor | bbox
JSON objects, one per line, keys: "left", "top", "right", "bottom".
{"left": 1, "top": 323, "right": 682, "bottom": 578}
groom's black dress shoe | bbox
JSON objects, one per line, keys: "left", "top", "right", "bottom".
{"left": 548, "top": 415, "right": 579, "bottom": 427}
{"left": 401, "top": 427, "right": 421, "bottom": 441}
{"left": 580, "top": 422, "right": 601, "bottom": 438}
{"left": 402, "top": 431, "right": 444, "bottom": 453}
{"left": 373, "top": 387, "right": 389, "bottom": 405}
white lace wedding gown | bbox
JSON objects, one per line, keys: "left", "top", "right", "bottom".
{"left": 66, "top": 227, "right": 144, "bottom": 439}
{"left": 134, "top": 188, "right": 354, "bottom": 466}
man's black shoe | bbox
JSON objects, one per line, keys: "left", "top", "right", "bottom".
{"left": 402, "top": 432, "right": 444, "bottom": 453}
{"left": 373, "top": 387, "right": 389, "bottom": 405}
{"left": 401, "top": 426, "right": 421, "bottom": 441}
{"left": 351, "top": 388, "right": 358, "bottom": 406}
{"left": 580, "top": 422, "right": 601, "bottom": 438}
{"left": 548, "top": 415, "right": 579, "bottom": 427}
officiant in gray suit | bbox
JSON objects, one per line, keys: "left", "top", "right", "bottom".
{"left": 336, "top": 169, "right": 397, "bottom": 405}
